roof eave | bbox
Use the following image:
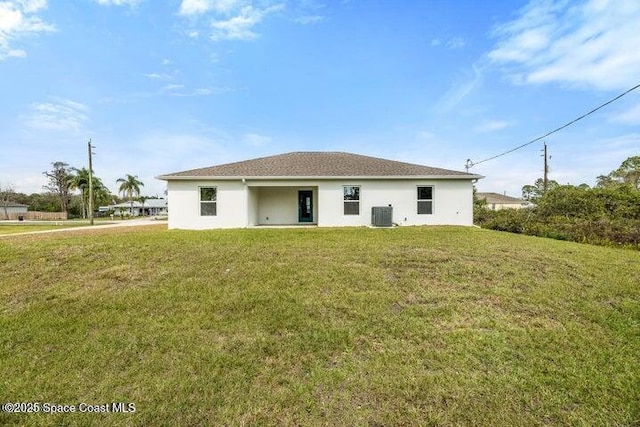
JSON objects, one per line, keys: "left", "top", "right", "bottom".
{"left": 157, "top": 174, "right": 484, "bottom": 181}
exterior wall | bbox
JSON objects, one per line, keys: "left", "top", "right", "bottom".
{"left": 165, "top": 178, "right": 475, "bottom": 229}
{"left": 2, "top": 206, "right": 28, "bottom": 215}
{"left": 247, "top": 187, "right": 259, "bottom": 226}
{"left": 167, "top": 180, "right": 247, "bottom": 229}
{"left": 103, "top": 203, "right": 168, "bottom": 217}
{"left": 254, "top": 186, "right": 318, "bottom": 225}
{"left": 257, "top": 187, "right": 298, "bottom": 225}
{"left": 488, "top": 202, "right": 526, "bottom": 211}
{"left": 316, "top": 179, "right": 473, "bottom": 227}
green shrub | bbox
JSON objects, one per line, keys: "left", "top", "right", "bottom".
{"left": 477, "top": 208, "right": 531, "bottom": 234}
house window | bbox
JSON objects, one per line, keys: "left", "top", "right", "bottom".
{"left": 343, "top": 186, "right": 360, "bottom": 215}
{"left": 417, "top": 186, "right": 433, "bottom": 215}
{"left": 200, "top": 187, "right": 217, "bottom": 216}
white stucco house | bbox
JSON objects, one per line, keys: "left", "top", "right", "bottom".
{"left": 2, "top": 202, "right": 28, "bottom": 220}
{"left": 157, "top": 152, "right": 483, "bottom": 229}
{"left": 99, "top": 199, "right": 168, "bottom": 217}
{"left": 476, "top": 192, "right": 530, "bottom": 210}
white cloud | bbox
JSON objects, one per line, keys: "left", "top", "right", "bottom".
{"left": 210, "top": 4, "right": 284, "bottom": 41}
{"left": 24, "top": 99, "right": 89, "bottom": 132}
{"left": 161, "top": 84, "right": 185, "bottom": 92}
{"left": 178, "top": 0, "right": 285, "bottom": 42}
{"left": 159, "top": 84, "right": 229, "bottom": 97}
{"left": 431, "top": 36, "right": 467, "bottom": 49}
{"left": 446, "top": 37, "right": 466, "bottom": 49}
{"left": 180, "top": 0, "right": 242, "bottom": 15}
{"left": 288, "top": 0, "right": 325, "bottom": 25}
{"left": 488, "top": 0, "right": 640, "bottom": 90}
{"left": 18, "top": 0, "right": 47, "bottom": 13}
{"left": 100, "top": 129, "right": 240, "bottom": 196}
{"left": 435, "top": 64, "right": 483, "bottom": 112}
{"left": 145, "top": 72, "right": 172, "bottom": 80}
{"left": 0, "top": 0, "right": 55, "bottom": 60}
{"left": 295, "top": 15, "right": 322, "bottom": 24}
{"left": 94, "top": 0, "right": 142, "bottom": 6}
{"left": 474, "top": 120, "right": 510, "bottom": 133}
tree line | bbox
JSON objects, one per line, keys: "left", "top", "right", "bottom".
{"left": 2, "top": 161, "right": 147, "bottom": 219}
{"left": 475, "top": 155, "right": 640, "bottom": 249}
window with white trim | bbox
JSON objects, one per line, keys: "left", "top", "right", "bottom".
{"left": 343, "top": 186, "right": 360, "bottom": 215}
{"left": 417, "top": 186, "right": 433, "bottom": 215}
{"left": 200, "top": 187, "right": 217, "bottom": 216}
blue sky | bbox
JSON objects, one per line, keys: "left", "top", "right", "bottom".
{"left": 1, "top": 0, "right": 639, "bottom": 198}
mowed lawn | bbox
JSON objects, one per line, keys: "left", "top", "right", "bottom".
{"left": 0, "top": 225, "right": 638, "bottom": 426}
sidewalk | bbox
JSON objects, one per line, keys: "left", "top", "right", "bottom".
{"left": 0, "top": 217, "right": 165, "bottom": 237}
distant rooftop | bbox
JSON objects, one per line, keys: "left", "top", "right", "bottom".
{"left": 4, "top": 201, "right": 28, "bottom": 207}
{"left": 158, "top": 152, "right": 483, "bottom": 180}
{"left": 477, "top": 192, "right": 525, "bottom": 204}
{"left": 100, "top": 199, "right": 167, "bottom": 210}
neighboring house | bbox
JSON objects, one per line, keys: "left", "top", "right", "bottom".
{"left": 157, "top": 152, "right": 483, "bottom": 229}
{"left": 477, "top": 192, "right": 529, "bottom": 210}
{"left": 1, "top": 202, "right": 28, "bottom": 219}
{"left": 99, "top": 199, "right": 168, "bottom": 216}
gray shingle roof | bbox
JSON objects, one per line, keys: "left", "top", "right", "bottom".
{"left": 102, "top": 199, "right": 167, "bottom": 209}
{"left": 158, "top": 152, "right": 482, "bottom": 180}
{"left": 477, "top": 192, "right": 525, "bottom": 204}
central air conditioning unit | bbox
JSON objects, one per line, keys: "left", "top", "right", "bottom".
{"left": 371, "top": 206, "right": 393, "bottom": 227}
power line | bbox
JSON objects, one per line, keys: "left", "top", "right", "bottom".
{"left": 465, "top": 82, "right": 640, "bottom": 170}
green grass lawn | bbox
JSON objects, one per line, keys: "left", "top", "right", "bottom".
{"left": 0, "top": 223, "right": 89, "bottom": 235}
{"left": 1, "top": 226, "right": 638, "bottom": 426}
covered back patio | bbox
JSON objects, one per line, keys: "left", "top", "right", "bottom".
{"left": 247, "top": 185, "right": 318, "bottom": 226}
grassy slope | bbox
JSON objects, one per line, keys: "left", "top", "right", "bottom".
{"left": 0, "top": 226, "right": 638, "bottom": 426}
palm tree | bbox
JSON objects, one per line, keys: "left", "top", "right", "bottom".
{"left": 116, "top": 174, "right": 144, "bottom": 216}
{"left": 68, "top": 168, "right": 90, "bottom": 218}
{"left": 68, "top": 168, "right": 109, "bottom": 219}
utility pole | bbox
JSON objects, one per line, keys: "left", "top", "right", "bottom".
{"left": 88, "top": 139, "right": 95, "bottom": 225}
{"left": 542, "top": 141, "right": 549, "bottom": 193}
{"left": 465, "top": 159, "right": 473, "bottom": 173}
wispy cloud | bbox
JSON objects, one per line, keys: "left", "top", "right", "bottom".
{"left": 160, "top": 84, "right": 185, "bottom": 92}
{"left": 160, "top": 84, "right": 231, "bottom": 96}
{"left": 488, "top": 0, "right": 640, "bottom": 91}
{"left": 0, "top": 0, "right": 55, "bottom": 60}
{"left": 145, "top": 72, "right": 174, "bottom": 80}
{"left": 210, "top": 4, "right": 284, "bottom": 41}
{"left": 290, "top": 0, "right": 325, "bottom": 25}
{"left": 179, "top": 1, "right": 285, "bottom": 42}
{"left": 23, "top": 99, "right": 89, "bottom": 132}
{"left": 93, "top": 0, "right": 143, "bottom": 6}
{"left": 435, "top": 64, "right": 483, "bottom": 112}
{"left": 474, "top": 120, "right": 510, "bottom": 133}
{"left": 179, "top": 0, "right": 242, "bottom": 15}
{"left": 431, "top": 36, "right": 467, "bottom": 49}
{"left": 295, "top": 15, "right": 322, "bottom": 25}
